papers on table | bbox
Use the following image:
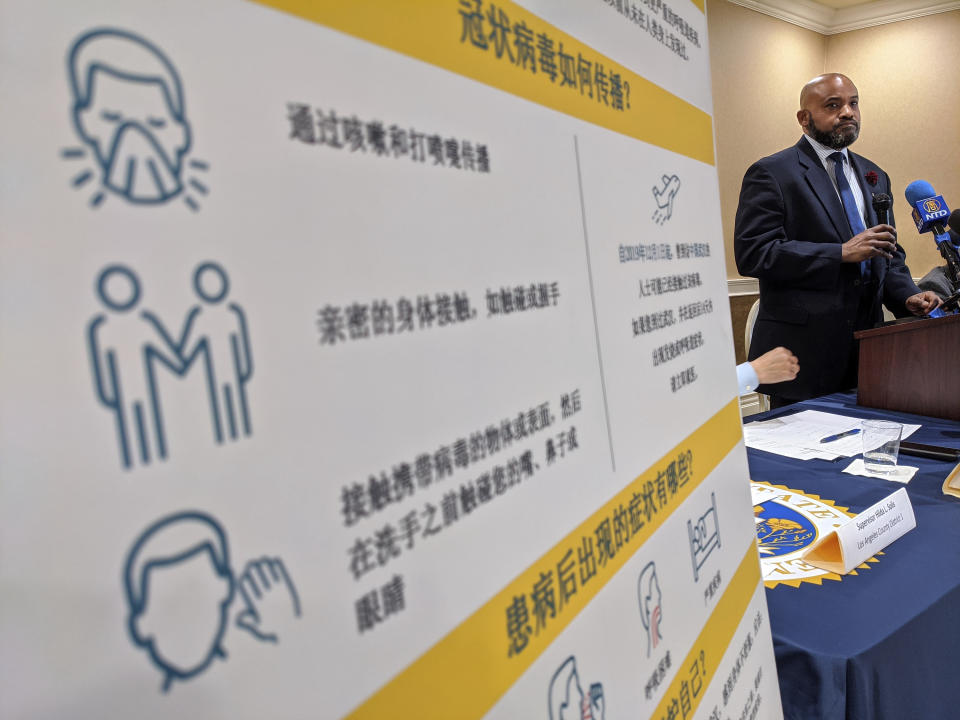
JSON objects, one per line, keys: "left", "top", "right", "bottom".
{"left": 743, "top": 410, "right": 920, "bottom": 461}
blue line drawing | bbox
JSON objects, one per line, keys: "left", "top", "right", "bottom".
{"left": 548, "top": 656, "right": 606, "bottom": 720}
{"left": 124, "top": 511, "right": 301, "bottom": 692}
{"left": 638, "top": 561, "right": 663, "bottom": 658}
{"left": 87, "top": 265, "right": 174, "bottom": 468}
{"left": 180, "top": 262, "right": 255, "bottom": 445}
{"left": 652, "top": 173, "right": 681, "bottom": 225}
{"left": 63, "top": 28, "right": 209, "bottom": 209}
{"left": 688, "top": 492, "right": 721, "bottom": 582}
{"left": 86, "top": 262, "right": 254, "bottom": 469}
{"left": 71, "top": 169, "right": 93, "bottom": 187}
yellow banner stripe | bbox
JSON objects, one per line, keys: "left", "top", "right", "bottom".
{"left": 344, "top": 398, "right": 741, "bottom": 720}
{"left": 251, "top": 0, "right": 715, "bottom": 165}
{"left": 691, "top": 0, "right": 705, "bottom": 13}
{"left": 652, "top": 541, "right": 762, "bottom": 719}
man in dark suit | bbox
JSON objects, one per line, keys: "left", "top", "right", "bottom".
{"left": 734, "top": 73, "right": 940, "bottom": 406}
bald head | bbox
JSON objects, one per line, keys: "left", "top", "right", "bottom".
{"left": 800, "top": 73, "right": 856, "bottom": 110}
{"left": 797, "top": 73, "right": 861, "bottom": 150}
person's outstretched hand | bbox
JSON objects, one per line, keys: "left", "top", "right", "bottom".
{"left": 750, "top": 347, "right": 799, "bottom": 385}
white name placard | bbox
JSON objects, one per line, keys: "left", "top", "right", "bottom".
{"left": 804, "top": 488, "right": 916, "bottom": 574}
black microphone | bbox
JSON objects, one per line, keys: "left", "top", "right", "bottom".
{"left": 872, "top": 192, "right": 892, "bottom": 226}
{"left": 949, "top": 209, "right": 960, "bottom": 244}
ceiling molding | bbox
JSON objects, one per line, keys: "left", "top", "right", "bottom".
{"left": 726, "top": 0, "right": 834, "bottom": 33}
{"left": 725, "top": 0, "right": 960, "bottom": 34}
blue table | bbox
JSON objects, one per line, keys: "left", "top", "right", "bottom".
{"left": 746, "top": 392, "right": 960, "bottom": 720}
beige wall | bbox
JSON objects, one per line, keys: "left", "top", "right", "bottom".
{"left": 707, "top": 0, "right": 826, "bottom": 278}
{"left": 708, "top": 0, "right": 960, "bottom": 280}
{"left": 825, "top": 11, "right": 960, "bottom": 274}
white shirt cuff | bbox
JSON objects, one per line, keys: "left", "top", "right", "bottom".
{"left": 737, "top": 361, "right": 759, "bottom": 395}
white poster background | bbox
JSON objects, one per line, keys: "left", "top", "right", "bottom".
{"left": 0, "top": 1, "right": 780, "bottom": 718}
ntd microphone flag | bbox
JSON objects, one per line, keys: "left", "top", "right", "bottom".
{"left": 905, "top": 179, "right": 951, "bottom": 233}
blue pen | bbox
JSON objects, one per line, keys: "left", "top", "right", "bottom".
{"left": 819, "top": 428, "right": 861, "bottom": 444}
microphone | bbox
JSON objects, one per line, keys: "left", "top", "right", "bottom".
{"left": 872, "top": 192, "right": 893, "bottom": 226}
{"left": 905, "top": 179, "right": 960, "bottom": 314}
{"left": 905, "top": 180, "right": 951, "bottom": 236}
{"left": 949, "top": 209, "right": 960, "bottom": 245}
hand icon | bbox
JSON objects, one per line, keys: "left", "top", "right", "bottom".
{"left": 234, "top": 557, "right": 301, "bottom": 643}
{"left": 652, "top": 174, "right": 681, "bottom": 225}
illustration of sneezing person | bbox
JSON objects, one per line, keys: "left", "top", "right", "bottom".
{"left": 63, "top": 28, "right": 209, "bottom": 209}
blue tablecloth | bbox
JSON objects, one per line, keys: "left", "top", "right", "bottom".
{"left": 746, "top": 392, "right": 960, "bottom": 720}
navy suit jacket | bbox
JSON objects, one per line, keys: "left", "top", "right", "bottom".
{"left": 734, "top": 137, "right": 922, "bottom": 401}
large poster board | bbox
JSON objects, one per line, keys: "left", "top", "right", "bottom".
{"left": 0, "top": 1, "right": 783, "bottom": 718}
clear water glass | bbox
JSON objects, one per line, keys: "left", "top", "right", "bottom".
{"left": 861, "top": 419, "right": 903, "bottom": 473}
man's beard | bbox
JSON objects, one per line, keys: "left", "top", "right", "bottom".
{"left": 809, "top": 121, "right": 859, "bottom": 150}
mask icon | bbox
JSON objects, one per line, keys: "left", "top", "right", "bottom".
{"left": 63, "top": 28, "right": 209, "bottom": 210}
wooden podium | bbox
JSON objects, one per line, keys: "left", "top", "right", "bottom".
{"left": 855, "top": 313, "right": 960, "bottom": 421}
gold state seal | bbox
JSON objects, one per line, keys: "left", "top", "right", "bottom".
{"left": 751, "top": 481, "right": 880, "bottom": 588}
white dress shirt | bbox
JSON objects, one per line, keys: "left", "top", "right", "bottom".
{"left": 803, "top": 134, "right": 868, "bottom": 229}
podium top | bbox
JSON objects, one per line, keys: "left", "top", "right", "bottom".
{"left": 854, "top": 312, "right": 960, "bottom": 340}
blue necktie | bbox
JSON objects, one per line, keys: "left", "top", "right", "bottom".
{"left": 830, "top": 151, "right": 870, "bottom": 280}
